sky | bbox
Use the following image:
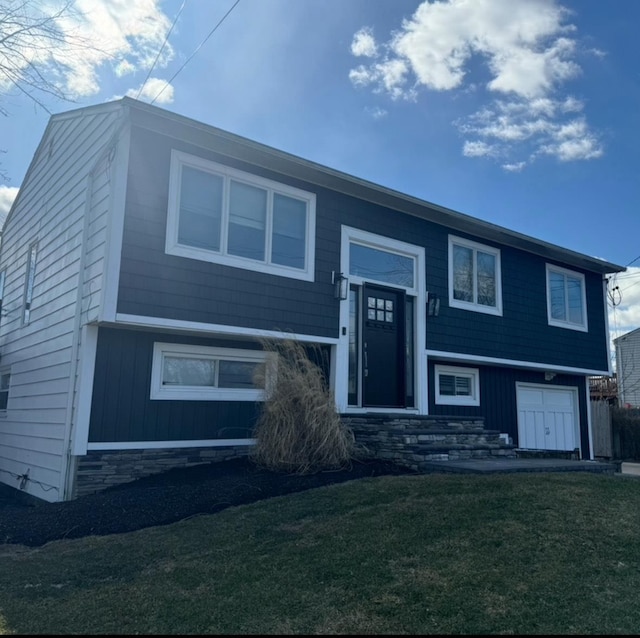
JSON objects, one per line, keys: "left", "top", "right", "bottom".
{"left": 0, "top": 0, "right": 638, "bottom": 367}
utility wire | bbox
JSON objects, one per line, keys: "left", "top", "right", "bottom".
{"left": 151, "top": 0, "right": 241, "bottom": 105}
{"left": 136, "top": 0, "right": 187, "bottom": 100}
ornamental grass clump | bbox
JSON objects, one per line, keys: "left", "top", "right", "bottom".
{"left": 250, "top": 338, "right": 356, "bottom": 474}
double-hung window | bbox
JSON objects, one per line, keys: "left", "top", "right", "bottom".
{"left": 150, "top": 343, "right": 269, "bottom": 401}
{"left": 546, "top": 264, "right": 587, "bottom": 331}
{"left": 434, "top": 364, "right": 480, "bottom": 406}
{"left": 448, "top": 236, "right": 502, "bottom": 315}
{"left": 166, "top": 151, "right": 316, "bottom": 281}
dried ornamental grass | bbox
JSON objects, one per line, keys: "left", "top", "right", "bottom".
{"left": 250, "top": 338, "right": 356, "bottom": 474}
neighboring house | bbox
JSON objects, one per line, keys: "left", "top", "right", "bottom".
{"left": 615, "top": 328, "right": 640, "bottom": 407}
{"left": 0, "top": 98, "right": 625, "bottom": 502}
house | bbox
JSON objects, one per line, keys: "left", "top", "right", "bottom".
{"left": 615, "top": 328, "right": 640, "bottom": 407}
{"left": 0, "top": 97, "right": 625, "bottom": 502}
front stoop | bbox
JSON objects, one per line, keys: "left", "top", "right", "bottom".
{"left": 342, "top": 414, "right": 517, "bottom": 472}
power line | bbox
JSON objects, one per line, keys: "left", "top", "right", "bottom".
{"left": 150, "top": 0, "right": 241, "bottom": 106}
{"left": 136, "top": 0, "right": 187, "bottom": 100}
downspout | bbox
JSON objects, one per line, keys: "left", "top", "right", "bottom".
{"left": 59, "top": 114, "right": 129, "bottom": 500}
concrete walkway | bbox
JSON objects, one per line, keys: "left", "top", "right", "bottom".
{"left": 421, "top": 458, "right": 620, "bottom": 475}
{"left": 621, "top": 462, "right": 640, "bottom": 476}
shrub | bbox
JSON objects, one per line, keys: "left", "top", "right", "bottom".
{"left": 250, "top": 338, "right": 356, "bottom": 474}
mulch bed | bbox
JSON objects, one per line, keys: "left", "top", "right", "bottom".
{"left": 0, "top": 457, "right": 416, "bottom": 547}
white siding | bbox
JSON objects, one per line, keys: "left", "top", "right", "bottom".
{"left": 616, "top": 329, "right": 640, "bottom": 407}
{"left": 0, "top": 106, "right": 123, "bottom": 502}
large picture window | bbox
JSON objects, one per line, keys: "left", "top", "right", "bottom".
{"left": 150, "top": 343, "right": 269, "bottom": 401}
{"left": 167, "top": 151, "right": 316, "bottom": 281}
{"left": 546, "top": 264, "right": 587, "bottom": 331}
{"left": 448, "top": 236, "right": 502, "bottom": 316}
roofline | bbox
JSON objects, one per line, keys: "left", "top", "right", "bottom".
{"left": 119, "top": 97, "right": 624, "bottom": 275}
{"left": 614, "top": 326, "right": 640, "bottom": 343}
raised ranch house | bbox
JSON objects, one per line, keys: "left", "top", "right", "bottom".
{"left": 0, "top": 98, "right": 625, "bottom": 502}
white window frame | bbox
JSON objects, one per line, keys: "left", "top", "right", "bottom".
{"left": 546, "top": 264, "right": 588, "bottom": 332}
{"left": 166, "top": 150, "right": 316, "bottom": 281}
{"left": 150, "top": 342, "right": 269, "bottom": 401}
{"left": 448, "top": 236, "right": 502, "bottom": 316}
{"left": 434, "top": 364, "right": 480, "bottom": 406}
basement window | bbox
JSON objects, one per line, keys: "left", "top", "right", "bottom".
{"left": 434, "top": 364, "right": 480, "bottom": 406}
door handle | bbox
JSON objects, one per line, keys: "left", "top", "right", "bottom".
{"left": 364, "top": 342, "right": 368, "bottom": 377}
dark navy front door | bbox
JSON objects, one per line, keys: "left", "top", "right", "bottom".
{"left": 362, "top": 284, "right": 406, "bottom": 407}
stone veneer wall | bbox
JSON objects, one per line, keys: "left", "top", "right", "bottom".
{"left": 73, "top": 446, "right": 249, "bottom": 498}
{"left": 343, "top": 414, "right": 516, "bottom": 471}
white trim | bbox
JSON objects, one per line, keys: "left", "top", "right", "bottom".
{"left": 585, "top": 376, "right": 594, "bottom": 460}
{"left": 448, "top": 235, "right": 503, "bottom": 317}
{"left": 336, "top": 226, "right": 427, "bottom": 413}
{"left": 114, "top": 313, "right": 338, "bottom": 344}
{"left": 72, "top": 325, "right": 99, "bottom": 456}
{"left": 166, "top": 150, "right": 316, "bottom": 282}
{"left": 434, "top": 364, "right": 480, "bottom": 406}
{"left": 516, "top": 382, "right": 580, "bottom": 453}
{"left": 546, "top": 263, "right": 588, "bottom": 332}
{"left": 151, "top": 342, "right": 267, "bottom": 401}
{"left": 426, "top": 349, "right": 608, "bottom": 377}
{"left": 87, "top": 438, "right": 255, "bottom": 451}
{"left": 100, "top": 122, "right": 130, "bottom": 322}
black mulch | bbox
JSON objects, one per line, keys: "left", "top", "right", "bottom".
{"left": 0, "top": 457, "right": 417, "bottom": 548}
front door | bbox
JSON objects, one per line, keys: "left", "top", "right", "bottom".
{"left": 362, "top": 284, "right": 406, "bottom": 407}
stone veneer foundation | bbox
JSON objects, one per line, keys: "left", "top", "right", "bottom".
{"left": 73, "top": 446, "right": 249, "bottom": 498}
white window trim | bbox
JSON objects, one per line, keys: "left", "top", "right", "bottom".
{"left": 166, "top": 150, "right": 316, "bottom": 282}
{"left": 448, "top": 235, "right": 502, "bottom": 316}
{"left": 546, "top": 264, "right": 588, "bottom": 332}
{"left": 434, "top": 364, "right": 480, "bottom": 406}
{"left": 150, "top": 342, "right": 269, "bottom": 401}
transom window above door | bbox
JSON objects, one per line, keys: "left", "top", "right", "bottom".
{"left": 348, "top": 240, "right": 417, "bottom": 291}
{"left": 166, "top": 151, "right": 316, "bottom": 281}
{"left": 448, "top": 236, "right": 502, "bottom": 316}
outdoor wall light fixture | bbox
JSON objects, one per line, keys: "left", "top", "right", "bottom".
{"left": 332, "top": 271, "right": 349, "bottom": 300}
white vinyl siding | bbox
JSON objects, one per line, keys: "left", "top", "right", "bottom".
{"left": 0, "top": 107, "right": 121, "bottom": 502}
{"left": 448, "top": 236, "right": 502, "bottom": 316}
{"left": 546, "top": 264, "right": 587, "bottom": 332}
{"left": 150, "top": 343, "right": 268, "bottom": 401}
{"left": 434, "top": 364, "right": 480, "bottom": 406}
{"left": 166, "top": 151, "right": 316, "bottom": 281}
{"left": 615, "top": 329, "right": 640, "bottom": 407}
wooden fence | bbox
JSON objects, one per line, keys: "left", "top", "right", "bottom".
{"left": 590, "top": 400, "right": 613, "bottom": 458}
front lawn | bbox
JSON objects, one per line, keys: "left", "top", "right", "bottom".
{"left": 1, "top": 472, "right": 639, "bottom": 634}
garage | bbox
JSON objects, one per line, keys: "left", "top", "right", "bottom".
{"left": 516, "top": 383, "right": 579, "bottom": 452}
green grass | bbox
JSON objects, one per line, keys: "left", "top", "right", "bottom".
{"left": 1, "top": 472, "right": 640, "bottom": 634}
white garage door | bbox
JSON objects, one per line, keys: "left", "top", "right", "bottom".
{"left": 516, "top": 384, "right": 579, "bottom": 451}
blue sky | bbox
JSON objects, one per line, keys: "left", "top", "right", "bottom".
{"left": 0, "top": 0, "right": 638, "bottom": 360}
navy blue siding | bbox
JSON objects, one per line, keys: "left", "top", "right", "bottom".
{"left": 428, "top": 360, "right": 590, "bottom": 456}
{"left": 89, "top": 327, "right": 262, "bottom": 443}
{"left": 117, "top": 124, "right": 609, "bottom": 370}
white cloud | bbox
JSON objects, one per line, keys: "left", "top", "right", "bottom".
{"left": 365, "top": 106, "right": 388, "bottom": 120}
{"left": 0, "top": 0, "right": 174, "bottom": 99}
{"left": 502, "top": 161, "right": 526, "bottom": 172}
{"left": 125, "top": 78, "right": 174, "bottom": 104}
{"left": 351, "top": 28, "right": 378, "bottom": 58}
{"left": 0, "top": 185, "right": 19, "bottom": 229}
{"left": 349, "top": 0, "right": 604, "bottom": 169}
{"left": 462, "top": 140, "right": 496, "bottom": 157}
